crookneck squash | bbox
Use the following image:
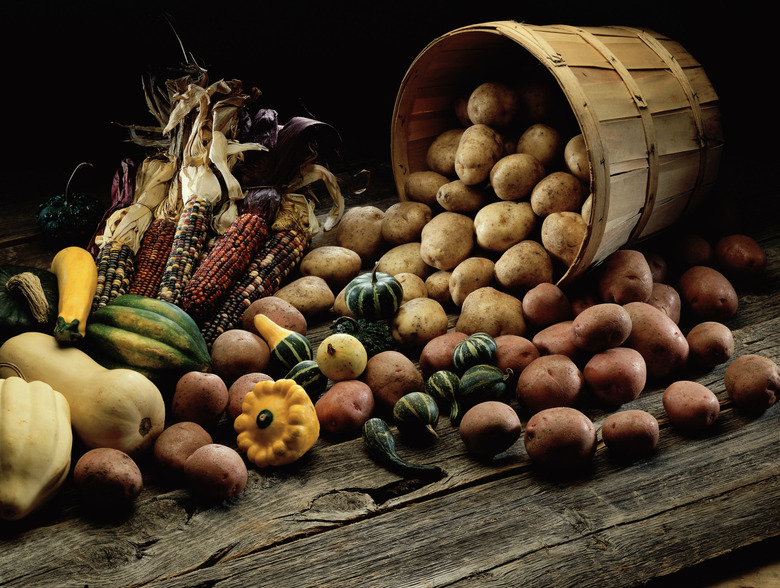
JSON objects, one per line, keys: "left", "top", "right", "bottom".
{"left": 0, "top": 265, "right": 59, "bottom": 344}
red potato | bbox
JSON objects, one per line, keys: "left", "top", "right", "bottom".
{"left": 715, "top": 234, "right": 767, "bottom": 281}
{"left": 643, "top": 250, "right": 668, "bottom": 283}
{"left": 724, "top": 354, "right": 780, "bottom": 414}
{"left": 662, "top": 381, "right": 720, "bottom": 432}
{"left": 184, "top": 444, "right": 247, "bottom": 500}
{"left": 418, "top": 331, "right": 468, "bottom": 378}
{"left": 678, "top": 266, "right": 739, "bottom": 322}
{"left": 571, "top": 303, "right": 632, "bottom": 353}
{"left": 363, "top": 350, "right": 425, "bottom": 414}
{"left": 227, "top": 373, "right": 274, "bottom": 421}
{"left": 601, "top": 410, "right": 659, "bottom": 458}
{"left": 673, "top": 233, "right": 714, "bottom": 268}
{"left": 172, "top": 372, "right": 229, "bottom": 429}
{"left": 647, "top": 282, "right": 681, "bottom": 324}
{"left": 459, "top": 401, "right": 523, "bottom": 459}
{"left": 241, "top": 296, "right": 307, "bottom": 336}
{"left": 686, "top": 322, "right": 734, "bottom": 371}
{"left": 524, "top": 407, "right": 597, "bottom": 468}
{"left": 153, "top": 422, "right": 213, "bottom": 481}
{"left": 532, "top": 321, "right": 587, "bottom": 366}
{"left": 521, "top": 282, "right": 572, "bottom": 331}
{"left": 315, "top": 380, "right": 375, "bottom": 438}
{"left": 493, "top": 334, "right": 540, "bottom": 377}
{"left": 623, "top": 302, "right": 689, "bottom": 380}
{"left": 583, "top": 348, "right": 647, "bottom": 408}
{"left": 597, "top": 250, "right": 653, "bottom": 305}
{"left": 515, "top": 354, "right": 584, "bottom": 415}
{"left": 210, "top": 329, "right": 271, "bottom": 386}
{"left": 72, "top": 448, "right": 143, "bottom": 509}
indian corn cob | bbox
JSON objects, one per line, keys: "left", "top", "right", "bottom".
{"left": 181, "top": 212, "right": 270, "bottom": 322}
{"left": 200, "top": 228, "right": 310, "bottom": 348}
{"left": 91, "top": 240, "right": 135, "bottom": 311}
{"left": 156, "top": 197, "right": 213, "bottom": 306}
{"left": 128, "top": 217, "right": 177, "bottom": 297}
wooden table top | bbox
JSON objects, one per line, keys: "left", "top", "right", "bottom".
{"left": 0, "top": 157, "right": 778, "bottom": 588}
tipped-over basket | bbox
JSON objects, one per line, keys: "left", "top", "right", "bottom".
{"left": 391, "top": 21, "right": 724, "bottom": 285}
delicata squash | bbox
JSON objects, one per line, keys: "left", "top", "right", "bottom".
{"left": 234, "top": 379, "right": 319, "bottom": 468}
{"left": 0, "top": 374, "right": 73, "bottom": 520}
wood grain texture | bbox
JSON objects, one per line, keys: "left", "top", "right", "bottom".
{"left": 0, "top": 161, "right": 778, "bottom": 588}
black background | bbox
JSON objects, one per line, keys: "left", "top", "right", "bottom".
{"left": 1, "top": 1, "right": 762, "bottom": 203}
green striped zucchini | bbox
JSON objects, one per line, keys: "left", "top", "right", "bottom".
{"left": 344, "top": 263, "right": 403, "bottom": 321}
{"left": 284, "top": 360, "right": 328, "bottom": 400}
{"left": 393, "top": 392, "right": 440, "bottom": 438}
{"left": 452, "top": 332, "right": 497, "bottom": 372}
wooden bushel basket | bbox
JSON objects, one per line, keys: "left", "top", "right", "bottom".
{"left": 391, "top": 21, "right": 724, "bottom": 285}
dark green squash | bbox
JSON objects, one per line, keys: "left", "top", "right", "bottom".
{"left": 457, "top": 364, "right": 514, "bottom": 412}
{"left": 452, "top": 332, "right": 497, "bottom": 372}
{"left": 424, "top": 369, "right": 462, "bottom": 423}
{"left": 393, "top": 392, "right": 440, "bottom": 439}
{"left": 362, "top": 417, "right": 446, "bottom": 479}
{"left": 344, "top": 263, "right": 404, "bottom": 321}
{"left": 0, "top": 265, "right": 59, "bottom": 344}
{"left": 284, "top": 360, "right": 328, "bottom": 400}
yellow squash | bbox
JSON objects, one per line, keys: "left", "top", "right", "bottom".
{"left": 234, "top": 379, "right": 319, "bottom": 467}
{"left": 0, "top": 375, "right": 73, "bottom": 520}
{"left": 50, "top": 246, "right": 98, "bottom": 344}
{"left": 0, "top": 332, "right": 165, "bottom": 456}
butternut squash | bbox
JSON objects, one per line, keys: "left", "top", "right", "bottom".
{"left": 0, "top": 332, "right": 165, "bottom": 456}
{"left": 0, "top": 375, "right": 73, "bottom": 520}
{"left": 50, "top": 246, "right": 98, "bottom": 344}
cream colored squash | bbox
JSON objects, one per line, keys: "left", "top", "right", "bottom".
{"left": 0, "top": 376, "right": 73, "bottom": 520}
{"left": 0, "top": 332, "right": 165, "bottom": 456}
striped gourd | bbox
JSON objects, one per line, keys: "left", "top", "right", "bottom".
{"left": 199, "top": 229, "right": 309, "bottom": 348}
{"left": 393, "top": 392, "right": 440, "bottom": 439}
{"left": 92, "top": 240, "right": 135, "bottom": 312}
{"left": 362, "top": 418, "right": 445, "bottom": 479}
{"left": 424, "top": 369, "right": 462, "bottom": 423}
{"left": 129, "top": 218, "right": 177, "bottom": 298}
{"left": 452, "top": 332, "right": 497, "bottom": 372}
{"left": 344, "top": 263, "right": 403, "bottom": 321}
{"left": 157, "top": 197, "right": 213, "bottom": 306}
{"left": 253, "top": 313, "right": 313, "bottom": 377}
{"left": 458, "top": 364, "right": 513, "bottom": 411}
{"left": 284, "top": 360, "right": 328, "bottom": 400}
{"left": 181, "top": 213, "right": 270, "bottom": 322}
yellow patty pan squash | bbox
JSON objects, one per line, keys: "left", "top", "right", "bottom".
{"left": 234, "top": 379, "right": 319, "bottom": 467}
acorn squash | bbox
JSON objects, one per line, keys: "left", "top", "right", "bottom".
{"left": 344, "top": 263, "right": 403, "bottom": 321}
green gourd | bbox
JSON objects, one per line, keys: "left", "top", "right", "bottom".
{"left": 458, "top": 364, "right": 514, "bottom": 411}
{"left": 424, "top": 369, "right": 462, "bottom": 423}
{"left": 362, "top": 418, "right": 445, "bottom": 479}
{"left": 253, "top": 313, "right": 313, "bottom": 376}
{"left": 344, "top": 263, "right": 404, "bottom": 321}
{"left": 284, "top": 360, "right": 328, "bottom": 400}
{"left": 452, "top": 332, "right": 497, "bottom": 372}
{"left": 393, "top": 392, "right": 440, "bottom": 438}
